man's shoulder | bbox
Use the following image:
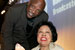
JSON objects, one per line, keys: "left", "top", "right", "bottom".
{"left": 41, "top": 11, "right": 48, "bottom": 16}
{"left": 11, "top": 3, "right": 27, "bottom": 10}
{"left": 8, "top": 3, "right": 27, "bottom": 15}
{"left": 42, "top": 11, "right": 48, "bottom": 14}
{"left": 38, "top": 11, "right": 48, "bottom": 19}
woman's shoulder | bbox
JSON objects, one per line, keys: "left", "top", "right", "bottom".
{"left": 54, "top": 44, "right": 64, "bottom": 50}
{"left": 31, "top": 45, "right": 40, "bottom": 50}
{"left": 32, "top": 43, "right": 64, "bottom": 50}
{"left": 50, "top": 42, "right": 64, "bottom": 50}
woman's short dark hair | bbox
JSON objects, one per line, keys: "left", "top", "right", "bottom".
{"left": 32, "top": 21, "right": 57, "bottom": 42}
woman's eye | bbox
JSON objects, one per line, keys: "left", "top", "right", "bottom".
{"left": 38, "top": 31, "right": 42, "bottom": 33}
{"left": 46, "top": 32, "right": 50, "bottom": 33}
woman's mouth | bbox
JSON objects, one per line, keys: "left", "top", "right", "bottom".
{"left": 40, "top": 37, "right": 47, "bottom": 41}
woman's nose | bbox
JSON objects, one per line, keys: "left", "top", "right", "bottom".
{"left": 42, "top": 33, "right": 46, "bottom": 36}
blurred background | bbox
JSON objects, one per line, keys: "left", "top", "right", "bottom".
{"left": 0, "top": 0, "right": 75, "bottom": 50}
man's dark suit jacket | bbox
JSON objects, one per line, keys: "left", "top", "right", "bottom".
{"left": 1, "top": 3, "right": 48, "bottom": 50}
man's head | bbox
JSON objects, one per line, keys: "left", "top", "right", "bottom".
{"left": 27, "top": 0, "right": 46, "bottom": 18}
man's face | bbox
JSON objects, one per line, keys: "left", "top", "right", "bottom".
{"left": 27, "top": 2, "right": 43, "bottom": 18}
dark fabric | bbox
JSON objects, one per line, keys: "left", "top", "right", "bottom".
{"left": 1, "top": 3, "right": 48, "bottom": 50}
{"left": 27, "top": 33, "right": 39, "bottom": 49}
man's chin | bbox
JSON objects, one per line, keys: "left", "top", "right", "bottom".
{"left": 28, "top": 16, "right": 32, "bottom": 18}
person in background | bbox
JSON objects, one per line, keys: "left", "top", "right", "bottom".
{"left": 1, "top": 0, "right": 49, "bottom": 50}
{"left": 31, "top": 21, "right": 64, "bottom": 50}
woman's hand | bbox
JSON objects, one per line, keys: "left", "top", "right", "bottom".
{"left": 15, "top": 43, "right": 25, "bottom": 50}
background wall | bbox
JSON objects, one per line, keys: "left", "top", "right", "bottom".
{"left": 47, "top": 0, "right": 75, "bottom": 50}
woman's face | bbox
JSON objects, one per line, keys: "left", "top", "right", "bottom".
{"left": 37, "top": 25, "right": 52, "bottom": 47}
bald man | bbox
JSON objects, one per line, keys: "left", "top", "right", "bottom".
{"left": 1, "top": 0, "right": 49, "bottom": 50}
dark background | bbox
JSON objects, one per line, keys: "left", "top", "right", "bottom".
{"left": 0, "top": 0, "right": 9, "bottom": 31}
{"left": 0, "top": 0, "right": 9, "bottom": 50}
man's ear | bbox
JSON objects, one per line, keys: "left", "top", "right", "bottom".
{"left": 28, "top": 1, "right": 31, "bottom": 6}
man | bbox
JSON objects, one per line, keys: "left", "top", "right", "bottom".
{"left": 1, "top": 0, "right": 49, "bottom": 50}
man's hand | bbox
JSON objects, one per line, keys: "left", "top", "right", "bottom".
{"left": 15, "top": 43, "right": 25, "bottom": 50}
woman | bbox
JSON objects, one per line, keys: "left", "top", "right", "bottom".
{"left": 32, "top": 21, "right": 64, "bottom": 50}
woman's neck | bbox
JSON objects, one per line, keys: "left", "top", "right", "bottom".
{"left": 40, "top": 46, "right": 50, "bottom": 50}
